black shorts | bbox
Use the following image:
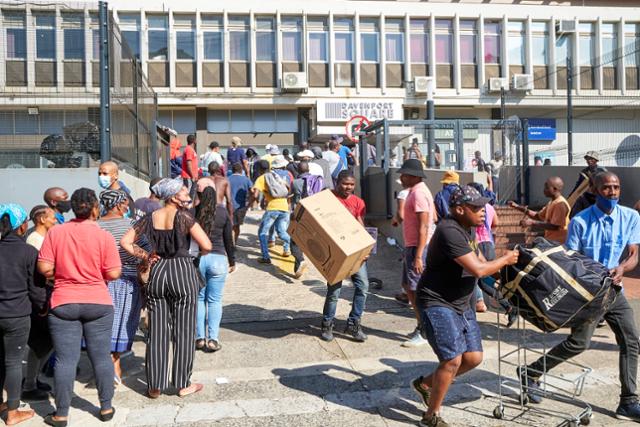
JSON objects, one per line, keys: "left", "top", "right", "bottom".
{"left": 234, "top": 207, "right": 248, "bottom": 226}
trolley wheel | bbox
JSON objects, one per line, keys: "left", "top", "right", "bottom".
{"left": 567, "top": 421, "right": 578, "bottom": 427}
{"left": 520, "top": 394, "right": 530, "bottom": 406}
{"left": 493, "top": 405, "right": 504, "bottom": 420}
{"left": 369, "top": 278, "right": 383, "bottom": 290}
{"left": 579, "top": 415, "right": 591, "bottom": 425}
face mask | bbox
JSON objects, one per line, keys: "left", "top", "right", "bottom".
{"left": 596, "top": 194, "right": 618, "bottom": 212}
{"left": 98, "top": 175, "right": 112, "bottom": 189}
{"left": 57, "top": 200, "right": 71, "bottom": 213}
{"left": 123, "top": 208, "right": 132, "bottom": 219}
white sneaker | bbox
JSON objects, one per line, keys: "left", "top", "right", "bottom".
{"left": 402, "top": 329, "right": 428, "bottom": 348}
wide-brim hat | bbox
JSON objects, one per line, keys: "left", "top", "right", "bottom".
{"left": 584, "top": 151, "right": 599, "bottom": 161}
{"left": 231, "top": 136, "right": 242, "bottom": 146}
{"left": 268, "top": 145, "right": 281, "bottom": 155}
{"left": 440, "top": 170, "right": 460, "bottom": 184}
{"left": 396, "top": 159, "right": 426, "bottom": 178}
{"left": 271, "top": 155, "right": 288, "bottom": 169}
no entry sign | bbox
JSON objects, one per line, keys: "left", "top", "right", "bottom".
{"left": 345, "top": 115, "right": 371, "bottom": 142}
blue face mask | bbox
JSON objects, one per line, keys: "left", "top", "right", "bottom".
{"left": 596, "top": 194, "right": 618, "bottom": 212}
{"left": 98, "top": 175, "right": 112, "bottom": 189}
{"left": 123, "top": 209, "right": 131, "bottom": 219}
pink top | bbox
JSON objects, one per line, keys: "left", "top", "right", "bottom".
{"left": 475, "top": 203, "right": 496, "bottom": 243}
{"left": 403, "top": 182, "right": 436, "bottom": 248}
{"left": 38, "top": 220, "right": 121, "bottom": 309}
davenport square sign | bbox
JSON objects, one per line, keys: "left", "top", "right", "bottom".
{"left": 316, "top": 99, "right": 404, "bottom": 122}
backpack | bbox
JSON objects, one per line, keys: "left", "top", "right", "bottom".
{"left": 301, "top": 174, "right": 324, "bottom": 198}
{"left": 264, "top": 171, "right": 290, "bottom": 198}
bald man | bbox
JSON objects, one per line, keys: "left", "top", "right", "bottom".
{"left": 43, "top": 187, "right": 70, "bottom": 224}
{"left": 98, "top": 161, "right": 131, "bottom": 194}
{"left": 509, "top": 176, "right": 571, "bottom": 243}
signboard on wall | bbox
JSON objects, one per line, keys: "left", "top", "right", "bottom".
{"left": 316, "top": 99, "right": 404, "bottom": 122}
{"left": 528, "top": 118, "right": 557, "bottom": 141}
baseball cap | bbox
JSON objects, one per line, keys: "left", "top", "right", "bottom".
{"left": 449, "top": 185, "right": 491, "bottom": 208}
{"left": 440, "top": 170, "right": 460, "bottom": 185}
{"left": 0, "top": 203, "right": 28, "bottom": 230}
{"left": 296, "top": 149, "right": 315, "bottom": 159}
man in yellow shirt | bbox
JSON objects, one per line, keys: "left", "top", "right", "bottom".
{"left": 252, "top": 155, "right": 292, "bottom": 264}
{"left": 261, "top": 144, "right": 280, "bottom": 167}
{"left": 509, "top": 176, "right": 571, "bottom": 243}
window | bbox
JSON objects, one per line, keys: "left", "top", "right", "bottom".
{"left": 459, "top": 20, "right": 477, "bottom": 64}
{"left": 4, "top": 11, "right": 26, "bottom": 60}
{"left": 308, "top": 17, "right": 328, "bottom": 62}
{"left": 159, "top": 109, "right": 196, "bottom": 134}
{"left": 334, "top": 18, "right": 354, "bottom": 62}
{"left": 206, "top": 109, "right": 298, "bottom": 133}
{"left": 625, "top": 23, "right": 640, "bottom": 67}
{"left": 531, "top": 21, "right": 548, "bottom": 65}
{"left": 229, "top": 16, "right": 249, "bottom": 62}
{"left": 410, "top": 19, "right": 429, "bottom": 63}
{"left": 119, "top": 13, "right": 140, "bottom": 60}
{"left": 63, "top": 13, "right": 84, "bottom": 60}
{"left": 202, "top": 14, "right": 223, "bottom": 61}
{"left": 385, "top": 19, "right": 404, "bottom": 63}
{"left": 435, "top": 19, "right": 452, "bottom": 64}
{"left": 484, "top": 21, "right": 501, "bottom": 64}
{"left": 508, "top": 21, "right": 525, "bottom": 66}
{"left": 90, "top": 13, "right": 100, "bottom": 60}
{"left": 360, "top": 18, "right": 379, "bottom": 62}
{"left": 579, "top": 22, "right": 595, "bottom": 66}
{"left": 147, "top": 15, "right": 168, "bottom": 60}
{"left": 282, "top": 16, "right": 302, "bottom": 62}
{"left": 601, "top": 23, "right": 618, "bottom": 66}
{"left": 256, "top": 17, "right": 275, "bottom": 62}
{"left": 175, "top": 15, "right": 195, "bottom": 60}
{"left": 35, "top": 12, "right": 56, "bottom": 60}
{"left": 555, "top": 34, "right": 571, "bottom": 64}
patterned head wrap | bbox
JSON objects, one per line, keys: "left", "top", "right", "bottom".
{"left": 0, "top": 203, "right": 28, "bottom": 230}
{"left": 99, "top": 190, "right": 128, "bottom": 212}
{"left": 152, "top": 177, "right": 184, "bottom": 200}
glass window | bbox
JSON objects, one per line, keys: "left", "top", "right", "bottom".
{"left": 14, "top": 111, "right": 38, "bottom": 135}
{"left": 602, "top": 23, "right": 617, "bottom": 66}
{"left": 282, "top": 16, "right": 302, "bottom": 62}
{"left": 579, "top": 22, "right": 595, "bottom": 66}
{"left": 207, "top": 110, "right": 229, "bottom": 133}
{"left": 410, "top": 19, "right": 429, "bottom": 63}
{"left": 91, "top": 15, "right": 100, "bottom": 60}
{"left": 624, "top": 23, "right": 640, "bottom": 67}
{"left": 176, "top": 32, "right": 195, "bottom": 60}
{"left": 40, "top": 111, "right": 64, "bottom": 134}
{"left": 360, "top": 33, "right": 379, "bottom": 62}
{"left": 484, "top": 21, "right": 501, "bottom": 64}
{"left": 531, "top": 21, "right": 548, "bottom": 66}
{"left": 460, "top": 20, "right": 477, "bottom": 64}
{"left": 230, "top": 32, "right": 249, "bottom": 61}
{"left": 35, "top": 12, "right": 55, "bottom": 60}
{"left": 555, "top": 35, "right": 571, "bottom": 64}
{"left": 386, "top": 33, "right": 404, "bottom": 62}
{"left": 6, "top": 28, "right": 27, "bottom": 59}
{"left": 0, "top": 112, "right": 13, "bottom": 135}
{"left": 308, "top": 32, "right": 328, "bottom": 62}
{"left": 230, "top": 110, "right": 252, "bottom": 132}
{"left": 254, "top": 110, "right": 276, "bottom": 132}
{"left": 63, "top": 14, "right": 84, "bottom": 60}
{"left": 147, "top": 15, "right": 168, "bottom": 60}
{"left": 276, "top": 110, "right": 298, "bottom": 133}
{"left": 122, "top": 31, "right": 140, "bottom": 60}
{"left": 256, "top": 17, "right": 275, "bottom": 62}
{"left": 203, "top": 32, "right": 223, "bottom": 60}
{"left": 508, "top": 21, "right": 525, "bottom": 65}
{"left": 172, "top": 110, "right": 196, "bottom": 134}
{"left": 435, "top": 19, "right": 452, "bottom": 64}
{"left": 335, "top": 33, "right": 354, "bottom": 62}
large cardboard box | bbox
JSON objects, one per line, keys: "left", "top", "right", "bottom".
{"left": 288, "top": 190, "right": 376, "bottom": 285}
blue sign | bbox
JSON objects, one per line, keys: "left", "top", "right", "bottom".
{"left": 527, "top": 118, "right": 556, "bottom": 141}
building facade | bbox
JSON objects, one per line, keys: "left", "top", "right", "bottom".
{"left": 1, "top": 0, "right": 639, "bottom": 169}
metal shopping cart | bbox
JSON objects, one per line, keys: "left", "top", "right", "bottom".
{"left": 491, "top": 302, "right": 593, "bottom": 427}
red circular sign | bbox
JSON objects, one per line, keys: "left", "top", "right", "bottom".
{"left": 345, "top": 115, "right": 372, "bottom": 142}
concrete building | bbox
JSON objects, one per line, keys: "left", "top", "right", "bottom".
{"left": 1, "top": 0, "right": 639, "bottom": 169}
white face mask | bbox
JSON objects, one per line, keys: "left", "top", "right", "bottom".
{"left": 98, "top": 175, "right": 112, "bottom": 189}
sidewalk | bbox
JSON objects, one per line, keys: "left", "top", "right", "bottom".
{"left": 15, "top": 211, "right": 640, "bottom": 427}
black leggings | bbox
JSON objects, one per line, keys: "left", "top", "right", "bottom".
{"left": 0, "top": 316, "right": 31, "bottom": 410}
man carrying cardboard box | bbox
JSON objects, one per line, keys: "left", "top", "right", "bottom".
{"left": 321, "top": 171, "right": 369, "bottom": 343}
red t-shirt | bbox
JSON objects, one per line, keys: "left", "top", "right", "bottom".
{"left": 181, "top": 145, "right": 198, "bottom": 179}
{"left": 38, "top": 219, "right": 121, "bottom": 309}
{"left": 333, "top": 192, "right": 366, "bottom": 220}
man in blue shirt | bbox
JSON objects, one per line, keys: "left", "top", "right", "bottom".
{"left": 521, "top": 172, "right": 640, "bottom": 421}
{"left": 226, "top": 136, "right": 249, "bottom": 177}
{"left": 228, "top": 162, "right": 252, "bottom": 243}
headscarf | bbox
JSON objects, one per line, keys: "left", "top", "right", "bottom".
{"left": 99, "top": 190, "right": 128, "bottom": 212}
{"left": 152, "top": 177, "right": 184, "bottom": 200}
{"left": 0, "top": 203, "right": 28, "bottom": 230}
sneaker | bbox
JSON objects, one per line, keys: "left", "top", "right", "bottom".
{"left": 517, "top": 366, "right": 543, "bottom": 404}
{"left": 257, "top": 257, "right": 272, "bottom": 264}
{"left": 402, "top": 328, "right": 428, "bottom": 347}
{"left": 268, "top": 241, "right": 275, "bottom": 248}
{"left": 506, "top": 308, "right": 518, "bottom": 328}
{"left": 419, "top": 413, "right": 449, "bottom": 427}
{"left": 282, "top": 250, "right": 291, "bottom": 257}
{"left": 321, "top": 320, "right": 334, "bottom": 342}
{"left": 410, "top": 376, "right": 430, "bottom": 408}
{"left": 616, "top": 401, "right": 640, "bottom": 421}
{"left": 344, "top": 319, "right": 367, "bottom": 342}
{"left": 294, "top": 261, "right": 308, "bottom": 279}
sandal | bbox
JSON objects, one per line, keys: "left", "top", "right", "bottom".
{"left": 206, "top": 339, "right": 221, "bottom": 353}
{"left": 44, "top": 414, "right": 68, "bottom": 427}
{"left": 99, "top": 408, "right": 116, "bottom": 422}
{"left": 147, "top": 388, "right": 161, "bottom": 399}
{"left": 195, "top": 339, "right": 206, "bottom": 351}
{"left": 178, "top": 383, "right": 204, "bottom": 398}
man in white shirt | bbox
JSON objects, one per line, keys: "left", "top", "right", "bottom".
{"left": 200, "top": 141, "right": 224, "bottom": 175}
{"left": 297, "top": 150, "right": 324, "bottom": 177}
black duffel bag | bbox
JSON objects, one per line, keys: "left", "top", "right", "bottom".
{"left": 500, "top": 237, "right": 618, "bottom": 332}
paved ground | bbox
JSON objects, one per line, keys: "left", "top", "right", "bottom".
{"left": 12, "top": 211, "right": 640, "bottom": 427}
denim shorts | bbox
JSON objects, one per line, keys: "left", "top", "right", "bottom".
{"left": 420, "top": 305, "right": 483, "bottom": 362}
{"left": 402, "top": 246, "right": 426, "bottom": 292}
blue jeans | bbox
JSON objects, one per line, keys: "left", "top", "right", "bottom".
{"left": 197, "top": 253, "right": 229, "bottom": 341}
{"left": 322, "top": 263, "right": 369, "bottom": 323}
{"left": 258, "top": 210, "right": 291, "bottom": 260}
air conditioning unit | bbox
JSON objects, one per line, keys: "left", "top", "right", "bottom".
{"left": 556, "top": 20, "right": 576, "bottom": 34}
{"left": 488, "top": 77, "right": 509, "bottom": 92}
{"left": 282, "top": 72, "right": 308, "bottom": 91}
{"left": 512, "top": 74, "right": 534, "bottom": 91}
{"left": 414, "top": 76, "right": 435, "bottom": 94}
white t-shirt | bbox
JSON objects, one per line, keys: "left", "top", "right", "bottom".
{"left": 322, "top": 151, "right": 341, "bottom": 174}
{"left": 308, "top": 162, "right": 324, "bottom": 177}
{"left": 201, "top": 151, "right": 224, "bottom": 170}
{"left": 397, "top": 189, "right": 410, "bottom": 201}
{"left": 26, "top": 231, "right": 45, "bottom": 250}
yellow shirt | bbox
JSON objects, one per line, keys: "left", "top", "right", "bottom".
{"left": 261, "top": 154, "right": 273, "bottom": 167}
{"left": 539, "top": 196, "right": 571, "bottom": 243}
{"left": 253, "top": 174, "right": 289, "bottom": 212}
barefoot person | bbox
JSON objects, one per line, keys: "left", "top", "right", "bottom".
{"left": 411, "top": 185, "right": 518, "bottom": 427}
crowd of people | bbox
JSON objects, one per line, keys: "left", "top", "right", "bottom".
{"left": 1, "top": 135, "right": 640, "bottom": 427}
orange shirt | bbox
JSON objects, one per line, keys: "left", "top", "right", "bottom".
{"left": 539, "top": 196, "right": 571, "bottom": 243}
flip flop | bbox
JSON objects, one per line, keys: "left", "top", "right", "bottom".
{"left": 178, "top": 383, "right": 204, "bottom": 398}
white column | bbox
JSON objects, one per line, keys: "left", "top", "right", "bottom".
{"left": 169, "top": 10, "right": 176, "bottom": 92}
{"left": 196, "top": 10, "right": 203, "bottom": 91}
{"left": 223, "top": 10, "right": 229, "bottom": 92}
{"left": 573, "top": 18, "right": 580, "bottom": 94}
{"left": 329, "top": 11, "right": 335, "bottom": 94}
{"left": 453, "top": 14, "right": 461, "bottom": 93}
{"left": 596, "top": 18, "right": 603, "bottom": 94}
{"left": 250, "top": 10, "right": 256, "bottom": 93}
{"left": 525, "top": 16, "right": 533, "bottom": 77}
{"left": 355, "top": 12, "right": 361, "bottom": 93}
{"left": 26, "top": 6, "right": 35, "bottom": 91}
{"left": 380, "top": 14, "right": 386, "bottom": 94}
{"left": 403, "top": 14, "right": 411, "bottom": 85}
{"left": 0, "top": 7, "right": 6, "bottom": 89}
{"left": 84, "top": 7, "right": 92, "bottom": 92}
{"left": 302, "top": 14, "right": 308, "bottom": 74}
{"left": 478, "top": 15, "right": 485, "bottom": 93}
{"left": 276, "top": 10, "right": 282, "bottom": 92}
{"left": 140, "top": 10, "right": 148, "bottom": 78}
{"left": 56, "top": 6, "right": 63, "bottom": 91}
{"left": 620, "top": 19, "right": 626, "bottom": 95}
{"left": 501, "top": 15, "right": 508, "bottom": 80}
{"left": 550, "top": 17, "right": 558, "bottom": 94}
{"left": 429, "top": 14, "right": 436, "bottom": 84}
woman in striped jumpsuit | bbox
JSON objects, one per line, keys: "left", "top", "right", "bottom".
{"left": 121, "top": 178, "right": 211, "bottom": 398}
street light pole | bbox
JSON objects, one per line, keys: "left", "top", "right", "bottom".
{"left": 566, "top": 56, "right": 573, "bottom": 165}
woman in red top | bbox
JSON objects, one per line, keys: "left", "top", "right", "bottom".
{"left": 38, "top": 188, "right": 121, "bottom": 427}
